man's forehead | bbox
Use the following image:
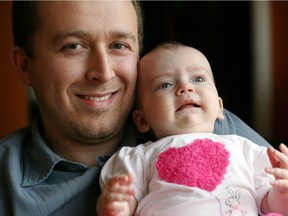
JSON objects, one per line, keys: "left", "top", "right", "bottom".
{"left": 37, "top": 1, "right": 138, "bottom": 39}
{"left": 38, "top": 1, "right": 136, "bottom": 22}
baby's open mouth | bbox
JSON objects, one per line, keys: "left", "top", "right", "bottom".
{"left": 176, "top": 103, "right": 200, "bottom": 112}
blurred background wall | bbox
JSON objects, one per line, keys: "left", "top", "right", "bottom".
{"left": 0, "top": 1, "right": 29, "bottom": 138}
{"left": 0, "top": 1, "right": 287, "bottom": 148}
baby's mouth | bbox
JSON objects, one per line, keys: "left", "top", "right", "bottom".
{"left": 176, "top": 102, "right": 200, "bottom": 112}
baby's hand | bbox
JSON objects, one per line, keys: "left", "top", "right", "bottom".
{"left": 98, "top": 174, "right": 136, "bottom": 216}
{"left": 266, "top": 143, "right": 288, "bottom": 193}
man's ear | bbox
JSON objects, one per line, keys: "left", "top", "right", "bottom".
{"left": 11, "top": 47, "right": 32, "bottom": 86}
{"left": 133, "top": 109, "right": 150, "bottom": 133}
{"left": 217, "top": 97, "right": 225, "bottom": 120}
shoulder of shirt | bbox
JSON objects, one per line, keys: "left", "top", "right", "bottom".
{"left": 0, "top": 127, "right": 31, "bottom": 170}
{"left": 0, "top": 127, "right": 31, "bottom": 148}
{"left": 214, "top": 134, "right": 268, "bottom": 151}
{"left": 216, "top": 133, "right": 256, "bottom": 142}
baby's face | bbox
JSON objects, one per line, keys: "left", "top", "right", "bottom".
{"left": 135, "top": 46, "right": 224, "bottom": 139}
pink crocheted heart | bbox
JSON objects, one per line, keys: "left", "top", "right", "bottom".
{"left": 155, "top": 138, "right": 230, "bottom": 191}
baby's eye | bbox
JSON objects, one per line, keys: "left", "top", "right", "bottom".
{"left": 193, "top": 76, "right": 205, "bottom": 82}
{"left": 161, "top": 82, "right": 173, "bottom": 89}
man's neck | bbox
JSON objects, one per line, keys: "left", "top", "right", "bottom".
{"left": 44, "top": 131, "right": 123, "bottom": 167}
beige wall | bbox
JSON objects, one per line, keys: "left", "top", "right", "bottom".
{"left": 0, "top": 1, "right": 29, "bottom": 138}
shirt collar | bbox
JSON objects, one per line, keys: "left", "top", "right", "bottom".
{"left": 21, "top": 115, "right": 141, "bottom": 187}
{"left": 21, "top": 116, "right": 86, "bottom": 187}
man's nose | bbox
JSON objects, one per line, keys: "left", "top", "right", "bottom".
{"left": 176, "top": 83, "right": 194, "bottom": 96}
{"left": 86, "top": 48, "right": 115, "bottom": 83}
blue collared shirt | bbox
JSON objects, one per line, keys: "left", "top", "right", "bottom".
{"left": 0, "top": 110, "right": 270, "bottom": 216}
{"left": 0, "top": 116, "right": 130, "bottom": 216}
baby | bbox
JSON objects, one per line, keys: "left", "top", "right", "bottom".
{"left": 97, "top": 42, "right": 288, "bottom": 216}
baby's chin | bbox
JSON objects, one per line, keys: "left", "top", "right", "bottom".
{"left": 156, "top": 129, "right": 213, "bottom": 140}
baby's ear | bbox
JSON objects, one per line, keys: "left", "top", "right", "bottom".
{"left": 217, "top": 97, "right": 225, "bottom": 120}
{"left": 133, "top": 109, "right": 150, "bottom": 133}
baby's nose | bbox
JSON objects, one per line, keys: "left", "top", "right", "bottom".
{"left": 176, "top": 84, "right": 194, "bottom": 95}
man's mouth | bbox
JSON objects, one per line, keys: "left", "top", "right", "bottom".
{"left": 82, "top": 94, "right": 112, "bottom": 102}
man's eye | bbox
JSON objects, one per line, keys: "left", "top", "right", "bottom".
{"left": 111, "top": 43, "right": 127, "bottom": 50}
{"left": 161, "top": 83, "right": 173, "bottom": 89}
{"left": 193, "top": 76, "right": 205, "bottom": 82}
{"left": 66, "top": 43, "right": 83, "bottom": 49}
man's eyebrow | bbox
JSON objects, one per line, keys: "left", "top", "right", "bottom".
{"left": 52, "top": 30, "right": 137, "bottom": 44}
{"left": 52, "top": 31, "right": 88, "bottom": 44}
{"left": 110, "top": 30, "right": 137, "bottom": 43}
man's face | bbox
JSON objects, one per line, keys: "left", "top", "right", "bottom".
{"left": 29, "top": 1, "right": 139, "bottom": 144}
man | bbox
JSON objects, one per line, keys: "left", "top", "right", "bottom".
{"left": 0, "top": 1, "right": 270, "bottom": 215}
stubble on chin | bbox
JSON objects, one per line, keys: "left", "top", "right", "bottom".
{"left": 67, "top": 112, "right": 126, "bottom": 145}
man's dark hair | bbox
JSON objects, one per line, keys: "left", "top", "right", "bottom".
{"left": 132, "top": 0, "right": 144, "bottom": 53}
{"left": 12, "top": 1, "right": 40, "bottom": 58}
{"left": 12, "top": 1, "right": 144, "bottom": 58}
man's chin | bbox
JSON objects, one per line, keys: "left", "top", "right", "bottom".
{"left": 73, "top": 123, "right": 123, "bottom": 143}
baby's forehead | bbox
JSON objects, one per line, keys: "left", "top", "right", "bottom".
{"left": 145, "top": 46, "right": 208, "bottom": 64}
{"left": 141, "top": 46, "right": 211, "bottom": 73}
{"left": 151, "top": 45, "right": 202, "bottom": 55}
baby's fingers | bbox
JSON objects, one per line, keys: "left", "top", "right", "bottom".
{"left": 104, "top": 191, "right": 135, "bottom": 203}
{"left": 267, "top": 144, "right": 288, "bottom": 169}
{"left": 270, "top": 179, "right": 288, "bottom": 193}
{"left": 103, "top": 182, "right": 135, "bottom": 197}
{"left": 279, "top": 143, "right": 288, "bottom": 156}
{"left": 266, "top": 167, "right": 288, "bottom": 180}
{"left": 266, "top": 166, "right": 288, "bottom": 193}
{"left": 103, "top": 200, "right": 130, "bottom": 216}
{"left": 109, "top": 174, "right": 134, "bottom": 187}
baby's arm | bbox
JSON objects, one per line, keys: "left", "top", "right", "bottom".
{"left": 261, "top": 144, "right": 288, "bottom": 215}
{"left": 97, "top": 174, "right": 137, "bottom": 216}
